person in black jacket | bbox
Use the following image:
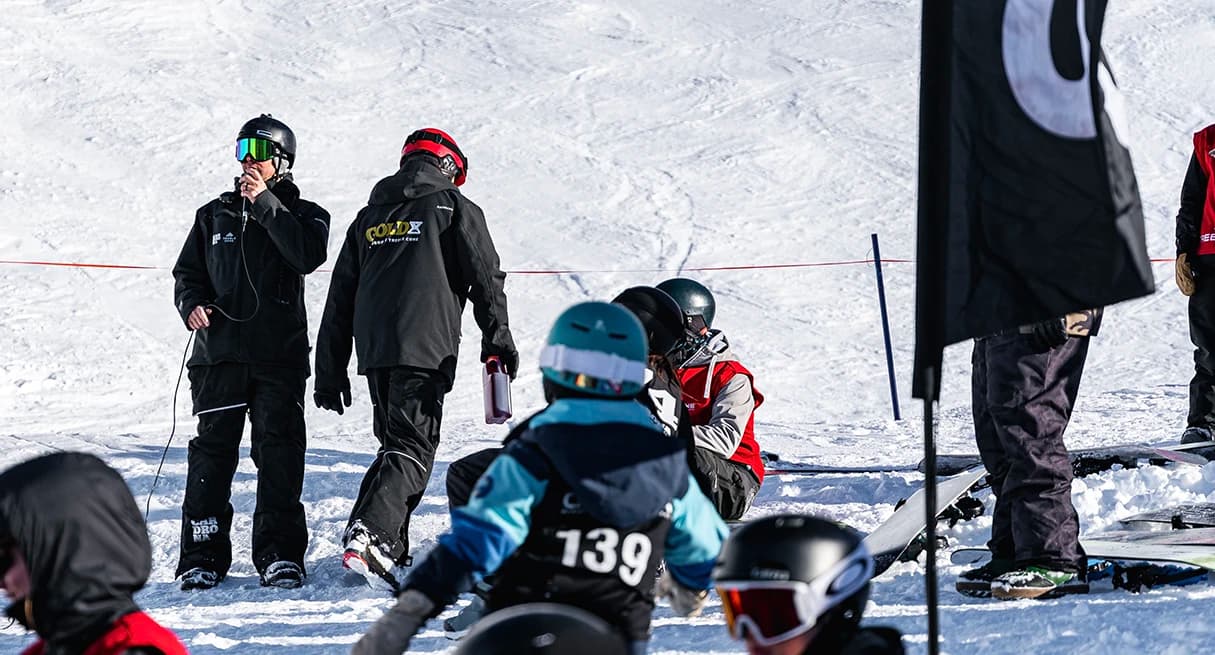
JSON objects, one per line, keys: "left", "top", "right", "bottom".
{"left": 314, "top": 127, "right": 517, "bottom": 591}
{"left": 1175, "top": 123, "right": 1215, "bottom": 444}
{"left": 172, "top": 114, "right": 330, "bottom": 591}
{"left": 713, "top": 514, "right": 904, "bottom": 655}
{"left": 0, "top": 452, "right": 187, "bottom": 655}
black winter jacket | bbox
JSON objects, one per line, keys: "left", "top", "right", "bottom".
{"left": 0, "top": 453, "right": 155, "bottom": 653}
{"left": 1176, "top": 152, "right": 1209, "bottom": 256}
{"left": 314, "top": 157, "right": 514, "bottom": 391}
{"left": 173, "top": 176, "right": 330, "bottom": 371}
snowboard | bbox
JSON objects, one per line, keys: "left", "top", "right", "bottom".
{"left": 761, "top": 451, "right": 919, "bottom": 476}
{"left": 865, "top": 466, "right": 988, "bottom": 577}
{"left": 1118, "top": 503, "right": 1215, "bottom": 529}
{"left": 951, "top": 527, "right": 1215, "bottom": 571}
{"left": 924, "top": 441, "right": 1215, "bottom": 478}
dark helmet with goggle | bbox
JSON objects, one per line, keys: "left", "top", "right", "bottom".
{"left": 656, "top": 277, "right": 717, "bottom": 367}
{"left": 401, "top": 127, "right": 468, "bottom": 186}
{"left": 454, "top": 602, "right": 629, "bottom": 655}
{"left": 236, "top": 114, "right": 296, "bottom": 170}
{"left": 611, "top": 286, "right": 685, "bottom": 359}
{"left": 713, "top": 514, "right": 874, "bottom": 651}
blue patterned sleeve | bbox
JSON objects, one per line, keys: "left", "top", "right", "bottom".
{"left": 664, "top": 474, "right": 728, "bottom": 590}
{"left": 442, "top": 451, "right": 547, "bottom": 572}
{"left": 405, "top": 453, "right": 547, "bottom": 605}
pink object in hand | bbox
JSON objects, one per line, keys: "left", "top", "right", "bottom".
{"left": 483, "top": 357, "right": 512, "bottom": 424}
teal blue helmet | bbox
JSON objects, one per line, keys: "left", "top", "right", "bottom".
{"left": 539, "top": 302, "right": 648, "bottom": 397}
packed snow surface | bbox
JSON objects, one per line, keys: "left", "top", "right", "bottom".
{"left": 2, "top": 0, "right": 1214, "bottom": 652}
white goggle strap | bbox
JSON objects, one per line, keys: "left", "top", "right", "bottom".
{"left": 539, "top": 344, "right": 646, "bottom": 386}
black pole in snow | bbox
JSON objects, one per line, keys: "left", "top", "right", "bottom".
{"left": 871, "top": 233, "right": 900, "bottom": 421}
{"left": 922, "top": 367, "right": 940, "bottom": 655}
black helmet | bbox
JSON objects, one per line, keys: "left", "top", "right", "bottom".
{"left": 611, "top": 286, "right": 685, "bottom": 358}
{"left": 454, "top": 603, "right": 629, "bottom": 655}
{"left": 656, "top": 277, "right": 716, "bottom": 332}
{"left": 237, "top": 114, "right": 296, "bottom": 169}
{"left": 713, "top": 514, "right": 873, "bottom": 650}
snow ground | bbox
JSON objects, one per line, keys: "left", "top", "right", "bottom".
{"left": 1, "top": 0, "right": 1214, "bottom": 652}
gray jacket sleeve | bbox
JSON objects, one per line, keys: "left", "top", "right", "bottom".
{"left": 692, "top": 374, "right": 755, "bottom": 457}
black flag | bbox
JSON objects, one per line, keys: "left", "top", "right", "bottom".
{"left": 913, "top": 0, "right": 1154, "bottom": 399}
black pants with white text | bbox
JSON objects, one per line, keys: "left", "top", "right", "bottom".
{"left": 177, "top": 362, "right": 308, "bottom": 578}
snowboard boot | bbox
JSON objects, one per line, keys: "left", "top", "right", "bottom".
{"left": 342, "top": 525, "right": 408, "bottom": 593}
{"left": 179, "top": 567, "right": 221, "bottom": 591}
{"left": 991, "top": 566, "right": 1088, "bottom": 600}
{"left": 955, "top": 558, "right": 1014, "bottom": 598}
{"left": 1181, "top": 426, "right": 1213, "bottom": 445}
{"left": 260, "top": 561, "right": 305, "bottom": 589}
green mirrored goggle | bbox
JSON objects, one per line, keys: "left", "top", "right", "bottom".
{"left": 235, "top": 137, "right": 276, "bottom": 162}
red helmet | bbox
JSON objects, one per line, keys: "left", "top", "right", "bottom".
{"left": 401, "top": 128, "right": 468, "bottom": 186}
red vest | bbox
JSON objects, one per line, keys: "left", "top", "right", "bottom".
{"left": 678, "top": 360, "right": 766, "bottom": 484}
{"left": 22, "top": 611, "right": 187, "bottom": 655}
{"left": 1194, "top": 125, "right": 1215, "bottom": 255}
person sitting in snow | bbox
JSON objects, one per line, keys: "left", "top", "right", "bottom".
{"left": 438, "top": 285, "right": 695, "bottom": 638}
{"left": 656, "top": 278, "right": 765, "bottom": 521}
{"left": 713, "top": 514, "right": 904, "bottom": 655}
{"left": 0, "top": 452, "right": 187, "bottom": 655}
{"left": 353, "top": 301, "right": 727, "bottom": 655}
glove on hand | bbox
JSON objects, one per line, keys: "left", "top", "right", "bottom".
{"left": 1025, "top": 318, "right": 1068, "bottom": 353}
{"left": 656, "top": 569, "right": 708, "bottom": 618}
{"left": 483, "top": 349, "right": 519, "bottom": 380}
{"left": 314, "top": 389, "right": 351, "bottom": 415}
{"left": 1177, "top": 253, "right": 1197, "bottom": 296}
{"left": 351, "top": 589, "right": 435, "bottom": 655}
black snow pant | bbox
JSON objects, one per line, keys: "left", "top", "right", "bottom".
{"left": 347, "top": 366, "right": 446, "bottom": 563}
{"left": 1188, "top": 258, "right": 1215, "bottom": 430}
{"left": 972, "top": 332, "right": 1089, "bottom": 575}
{"left": 690, "top": 446, "right": 760, "bottom": 521}
{"left": 446, "top": 447, "right": 503, "bottom": 509}
{"left": 177, "top": 362, "right": 308, "bottom": 578}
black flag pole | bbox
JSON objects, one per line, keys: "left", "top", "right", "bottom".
{"left": 921, "top": 368, "right": 940, "bottom": 655}
{"left": 914, "top": 1, "right": 952, "bottom": 654}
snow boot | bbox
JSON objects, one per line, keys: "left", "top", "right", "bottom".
{"left": 260, "top": 561, "right": 305, "bottom": 589}
{"left": 992, "top": 566, "right": 1088, "bottom": 600}
{"left": 1181, "top": 426, "right": 1213, "bottom": 445}
{"left": 179, "top": 567, "right": 221, "bottom": 591}
{"left": 955, "top": 558, "right": 1014, "bottom": 598}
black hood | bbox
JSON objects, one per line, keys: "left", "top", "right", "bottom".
{"left": 522, "top": 399, "right": 690, "bottom": 527}
{"left": 0, "top": 452, "right": 151, "bottom": 651}
{"left": 367, "top": 156, "right": 456, "bottom": 206}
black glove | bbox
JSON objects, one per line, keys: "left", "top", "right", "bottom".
{"left": 1025, "top": 318, "right": 1068, "bottom": 353}
{"left": 314, "top": 388, "right": 352, "bottom": 415}
{"left": 483, "top": 348, "right": 519, "bottom": 380}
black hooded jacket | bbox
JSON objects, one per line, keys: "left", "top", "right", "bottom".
{"left": 314, "top": 156, "right": 514, "bottom": 390}
{"left": 173, "top": 175, "right": 330, "bottom": 371}
{"left": 0, "top": 453, "right": 154, "bottom": 654}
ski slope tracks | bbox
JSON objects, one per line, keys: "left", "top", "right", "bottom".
{"left": 1, "top": 0, "right": 1214, "bottom": 652}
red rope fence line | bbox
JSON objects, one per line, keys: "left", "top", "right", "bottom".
{"left": 0, "top": 257, "right": 1178, "bottom": 273}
